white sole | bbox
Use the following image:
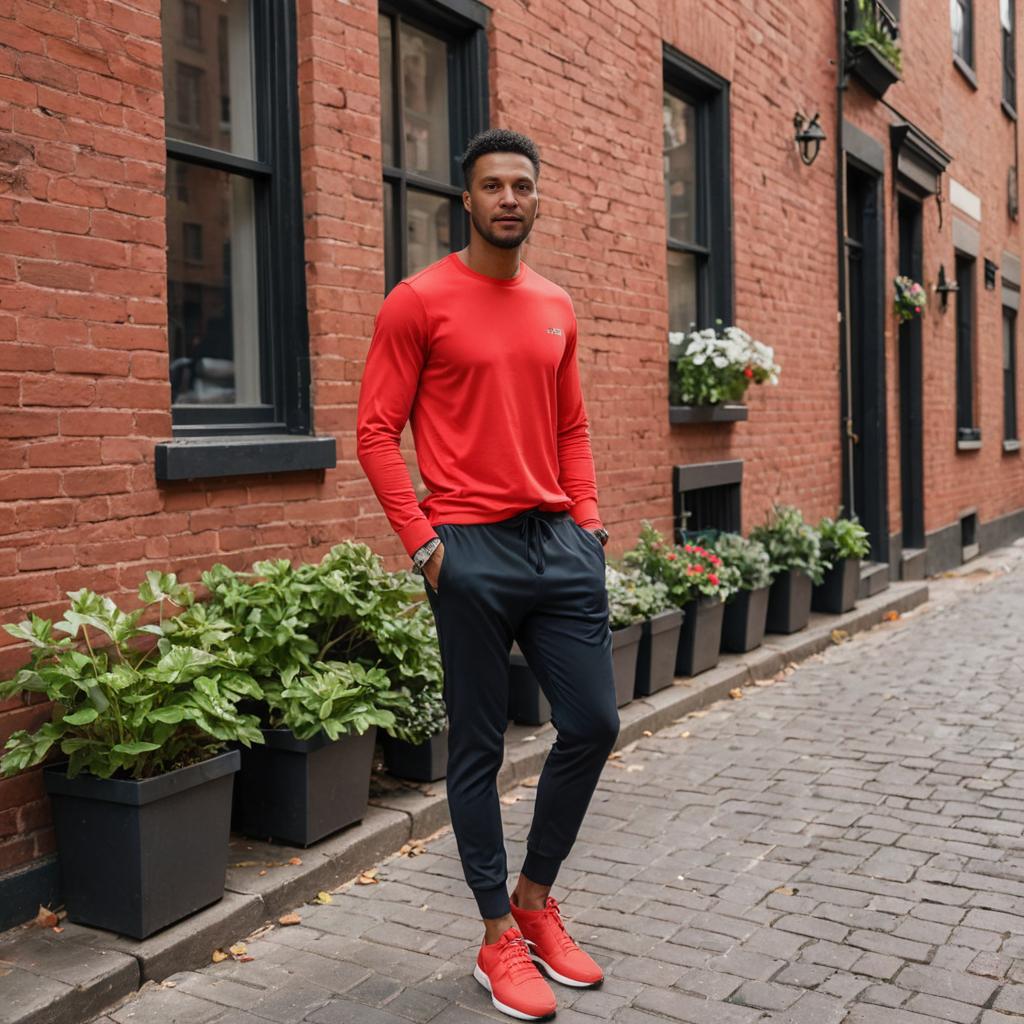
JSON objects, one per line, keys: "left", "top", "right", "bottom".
{"left": 530, "top": 955, "right": 603, "bottom": 989}
{"left": 473, "top": 964, "right": 556, "bottom": 1021}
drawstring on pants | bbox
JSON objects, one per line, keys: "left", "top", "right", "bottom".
{"left": 517, "top": 509, "right": 555, "bottom": 574}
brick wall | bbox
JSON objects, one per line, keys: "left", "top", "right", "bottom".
{"left": 0, "top": 0, "right": 1020, "bottom": 887}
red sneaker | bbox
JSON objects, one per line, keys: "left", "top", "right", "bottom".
{"left": 474, "top": 926, "right": 557, "bottom": 1021}
{"left": 510, "top": 895, "right": 604, "bottom": 988}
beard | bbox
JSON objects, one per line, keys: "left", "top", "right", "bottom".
{"left": 470, "top": 208, "right": 534, "bottom": 249}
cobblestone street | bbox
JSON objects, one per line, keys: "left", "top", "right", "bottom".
{"left": 97, "top": 562, "right": 1024, "bottom": 1024}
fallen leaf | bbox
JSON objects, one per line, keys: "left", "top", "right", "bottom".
{"left": 278, "top": 913, "right": 302, "bottom": 926}
{"left": 229, "top": 943, "right": 247, "bottom": 956}
{"left": 356, "top": 868, "right": 379, "bottom": 885}
{"left": 688, "top": 710, "right": 708, "bottom": 719}
{"left": 773, "top": 886, "right": 798, "bottom": 896}
{"left": 237, "top": 955, "right": 254, "bottom": 963}
{"left": 607, "top": 751, "right": 623, "bottom": 760}
{"left": 258, "top": 870, "right": 267, "bottom": 877}
{"left": 288, "top": 857, "right": 302, "bottom": 866}
{"left": 625, "top": 764, "right": 644, "bottom": 772}
{"left": 230, "top": 860, "right": 261, "bottom": 868}
{"left": 34, "top": 906, "right": 58, "bottom": 929}
{"left": 500, "top": 795, "right": 520, "bottom": 805}
{"left": 315, "top": 891, "right": 333, "bottom": 905}
{"left": 642, "top": 730, "right": 653, "bottom": 737}
{"left": 677, "top": 731, "right": 691, "bottom": 739}
{"left": 522, "top": 734, "right": 537, "bottom": 742}
{"left": 212, "top": 949, "right": 229, "bottom": 963}
{"left": 884, "top": 610, "right": 900, "bottom": 622}
{"left": 830, "top": 629, "right": 849, "bottom": 644}
{"left": 729, "top": 688, "right": 744, "bottom": 700}
{"left": 162, "top": 981, "right": 177, "bottom": 988}
{"left": 52, "top": 926, "right": 63, "bottom": 934}
{"left": 247, "top": 924, "right": 275, "bottom": 941}
{"left": 522, "top": 775, "right": 540, "bottom": 787}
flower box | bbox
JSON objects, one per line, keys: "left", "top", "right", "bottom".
{"left": 381, "top": 729, "right": 448, "bottom": 783}
{"left": 507, "top": 650, "right": 551, "bottom": 727}
{"left": 45, "top": 750, "right": 239, "bottom": 939}
{"left": 634, "top": 608, "right": 685, "bottom": 697}
{"left": 233, "top": 728, "right": 376, "bottom": 847}
{"left": 765, "top": 569, "right": 813, "bottom": 634}
{"left": 611, "top": 621, "right": 644, "bottom": 706}
{"left": 721, "top": 586, "right": 770, "bottom": 654}
{"left": 812, "top": 558, "right": 861, "bottom": 615}
{"left": 849, "top": 44, "right": 901, "bottom": 98}
{"left": 669, "top": 404, "right": 748, "bottom": 425}
{"left": 675, "top": 596, "right": 725, "bottom": 676}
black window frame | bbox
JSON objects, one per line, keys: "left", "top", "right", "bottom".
{"left": 1003, "top": 0, "right": 1017, "bottom": 115}
{"left": 952, "top": 0, "right": 975, "bottom": 81}
{"left": 662, "top": 45, "right": 733, "bottom": 335}
{"left": 955, "top": 253, "right": 979, "bottom": 443}
{"left": 379, "top": 0, "right": 489, "bottom": 293}
{"left": 157, "top": 0, "right": 334, "bottom": 480}
{"left": 1004, "top": 304, "right": 1019, "bottom": 443}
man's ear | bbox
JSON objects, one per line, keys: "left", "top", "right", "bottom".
{"left": 462, "top": 190, "right": 471, "bottom": 213}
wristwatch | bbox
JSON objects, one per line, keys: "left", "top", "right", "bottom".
{"left": 591, "top": 527, "right": 609, "bottom": 547}
{"left": 411, "top": 537, "right": 441, "bottom": 575}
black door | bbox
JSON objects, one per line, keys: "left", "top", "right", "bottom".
{"left": 897, "top": 194, "right": 925, "bottom": 550}
{"left": 843, "top": 162, "right": 888, "bottom": 563}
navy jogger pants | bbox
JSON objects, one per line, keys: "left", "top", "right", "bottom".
{"left": 423, "top": 508, "right": 620, "bottom": 920}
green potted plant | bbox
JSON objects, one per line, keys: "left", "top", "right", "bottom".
{"left": 847, "top": 0, "right": 902, "bottom": 97}
{"left": 712, "top": 533, "right": 774, "bottom": 654}
{"left": 814, "top": 513, "right": 870, "bottom": 614}
{"left": 381, "top": 686, "right": 448, "bottom": 782}
{"left": 198, "top": 544, "right": 410, "bottom": 846}
{"left": 604, "top": 564, "right": 671, "bottom": 706}
{"left": 750, "top": 505, "right": 826, "bottom": 635}
{"left": 624, "top": 526, "right": 737, "bottom": 676}
{"left": 0, "top": 576, "right": 263, "bottom": 939}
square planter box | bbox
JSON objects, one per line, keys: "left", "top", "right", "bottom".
{"left": 721, "top": 586, "right": 770, "bottom": 654}
{"left": 44, "top": 749, "right": 239, "bottom": 939}
{"left": 765, "top": 569, "right": 813, "bottom": 634}
{"left": 611, "top": 621, "right": 643, "bottom": 707}
{"left": 508, "top": 650, "right": 551, "bottom": 726}
{"left": 233, "top": 728, "right": 376, "bottom": 847}
{"left": 812, "top": 558, "right": 860, "bottom": 615}
{"left": 634, "top": 608, "right": 685, "bottom": 697}
{"left": 849, "top": 44, "right": 901, "bottom": 98}
{"left": 675, "top": 596, "right": 725, "bottom": 676}
{"left": 380, "top": 728, "right": 448, "bottom": 783}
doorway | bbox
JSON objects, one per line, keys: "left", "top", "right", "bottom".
{"left": 897, "top": 193, "right": 925, "bottom": 551}
{"left": 843, "top": 161, "right": 888, "bottom": 564}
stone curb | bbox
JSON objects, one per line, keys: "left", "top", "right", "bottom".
{"left": 0, "top": 580, "right": 928, "bottom": 1024}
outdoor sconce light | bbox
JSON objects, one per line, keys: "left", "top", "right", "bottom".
{"left": 935, "top": 264, "right": 959, "bottom": 311}
{"left": 793, "top": 112, "right": 826, "bottom": 166}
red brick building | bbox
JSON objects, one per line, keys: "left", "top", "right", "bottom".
{"left": 0, "top": 0, "right": 1020, "bottom": 925}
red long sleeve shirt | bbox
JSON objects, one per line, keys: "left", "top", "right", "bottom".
{"left": 356, "top": 253, "right": 602, "bottom": 558}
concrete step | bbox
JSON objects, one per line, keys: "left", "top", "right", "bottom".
{"left": 859, "top": 560, "right": 891, "bottom": 599}
{"left": 901, "top": 547, "right": 927, "bottom": 581}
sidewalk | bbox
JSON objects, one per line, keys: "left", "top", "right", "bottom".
{"left": 0, "top": 575, "right": 938, "bottom": 1024}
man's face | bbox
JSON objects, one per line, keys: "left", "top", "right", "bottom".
{"left": 463, "top": 152, "right": 539, "bottom": 250}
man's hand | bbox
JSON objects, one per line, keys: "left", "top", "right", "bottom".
{"left": 423, "top": 542, "right": 445, "bottom": 591}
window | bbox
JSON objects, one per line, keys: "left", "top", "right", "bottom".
{"left": 160, "top": 0, "right": 313, "bottom": 440}
{"left": 378, "top": 1, "right": 489, "bottom": 291}
{"left": 1005, "top": 306, "right": 1019, "bottom": 442}
{"left": 951, "top": 0, "right": 974, "bottom": 68}
{"left": 955, "top": 255, "right": 978, "bottom": 442}
{"left": 1003, "top": 0, "right": 1016, "bottom": 111}
{"left": 183, "top": 1, "right": 201, "bottom": 46}
{"left": 663, "top": 46, "right": 733, "bottom": 404}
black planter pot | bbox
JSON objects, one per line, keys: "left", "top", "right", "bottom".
{"left": 508, "top": 650, "right": 551, "bottom": 726}
{"left": 675, "top": 596, "right": 725, "bottom": 676}
{"left": 611, "top": 621, "right": 643, "bottom": 707}
{"left": 381, "top": 729, "right": 448, "bottom": 783}
{"left": 44, "top": 749, "right": 239, "bottom": 939}
{"left": 765, "top": 569, "right": 813, "bottom": 634}
{"left": 233, "top": 727, "right": 376, "bottom": 847}
{"left": 849, "top": 44, "right": 901, "bottom": 98}
{"left": 721, "top": 586, "right": 770, "bottom": 654}
{"left": 812, "top": 557, "right": 860, "bottom": 615}
{"left": 634, "top": 609, "right": 685, "bottom": 697}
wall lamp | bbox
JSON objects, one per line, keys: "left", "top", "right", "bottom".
{"left": 935, "top": 264, "right": 959, "bottom": 311}
{"left": 793, "top": 112, "right": 826, "bottom": 166}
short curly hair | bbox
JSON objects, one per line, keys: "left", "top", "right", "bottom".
{"left": 460, "top": 128, "right": 541, "bottom": 188}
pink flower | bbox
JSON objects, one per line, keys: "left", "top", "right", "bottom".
{"left": 691, "top": 564, "right": 704, "bottom": 574}
{"left": 684, "top": 545, "right": 694, "bottom": 553}
{"left": 666, "top": 552, "right": 677, "bottom": 561}
{"left": 708, "top": 573, "right": 720, "bottom": 586}
{"left": 914, "top": 306, "right": 921, "bottom": 313}
{"left": 709, "top": 555, "right": 722, "bottom": 566}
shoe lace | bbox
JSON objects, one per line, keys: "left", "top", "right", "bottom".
{"left": 544, "top": 897, "right": 579, "bottom": 954}
{"left": 500, "top": 931, "right": 538, "bottom": 982}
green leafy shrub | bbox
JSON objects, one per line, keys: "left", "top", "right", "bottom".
{"left": 817, "top": 514, "right": 871, "bottom": 562}
{"left": 388, "top": 687, "right": 447, "bottom": 748}
{"left": 749, "top": 505, "right": 827, "bottom": 585}
{"left": 0, "top": 575, "right": 263, "bottom": 780}
{"left": 621, "top": 522, "right": 740, "bottom": 607}
{"left": 711, "top": 533, "right": 773, "bottom": 593}
{"left": 604, "top": 564, "right": 673, "bottom": 629}
{"left": 848, "top": 0, "right": 903, "bottom": 70}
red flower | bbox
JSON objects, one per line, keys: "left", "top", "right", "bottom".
{"left": 744, "top": 367, "right": 754, "bottom": 379}
{"left": 914, "top": 306, "right": 921, "bottom": 313}
{"left": 691, "top": 564, "right": 704, "bottom": 574}
{"left": 666, "top": 552, "right": 677, "bottom": 561}
{"left": 708, "top": 573, "right": 720, "bottom": 585}
{"left": 709, "top": 555, "right": 722, "bottom": 566}
{"left": 684, "top": 544, "right": 694, "bottom": 553}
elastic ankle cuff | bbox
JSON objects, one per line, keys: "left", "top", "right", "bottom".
{"left": 522, "top": 850, "right": 562, "bottom": 887}
{"left": 475, "top": 885, "right": 511, "bottom": 920}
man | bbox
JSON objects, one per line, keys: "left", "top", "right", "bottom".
{"left": 357, "top": 128, "right": 619, "bottom": 1022}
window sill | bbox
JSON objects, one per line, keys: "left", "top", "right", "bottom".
{"left": 1002, "top": 98, "right": 1018, "bottom": 121}
{"left": 956, "top": 438, "right": 982, "bottom": 451}
{"left": 953, "top": 54, "right": 978, "bottom": 90}
{"left": 155, "top": 434, "right": 336, "bottom": 481}
{"left": 1004, "top": 438, "right": 1021, "bottom": 453}
{"left": 669, "top": 404, "right": 748, "bottom": 424}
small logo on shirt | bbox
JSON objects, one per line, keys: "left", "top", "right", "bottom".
{"left": 545, "top": 327, "right": 563, "bottom": 336}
